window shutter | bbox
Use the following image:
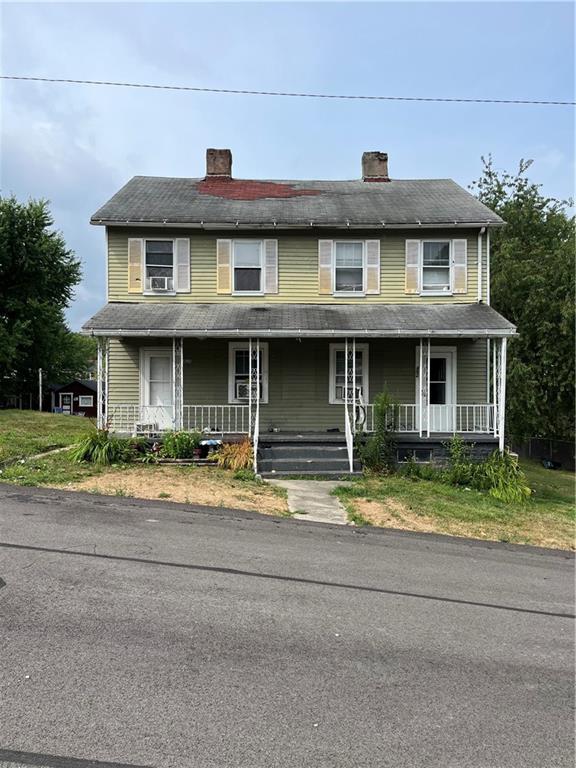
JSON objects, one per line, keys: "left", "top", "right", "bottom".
{"left": 175, "top": 238, "right": 190, "bottom": 293}
{"left": 216, "top": 239, "right": 232, "bottom": 294}
{"left": 128, "top": 238, "right": 143, "bottom": 293}
{"left": 318, "top": 240, "right": 333, "bottom": 295}
{"left": 405, "top": 240, "right": 420, "bottom": 294}
{"left": 452, "top": 239, "right": 468, "bottom": 294}
{"left": 365, "top": 240, "right": 381, "bottom": 295}
{"left": 264, "top": 239, "right": 278, "bottom": 294}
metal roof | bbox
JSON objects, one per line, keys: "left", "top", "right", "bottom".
{"left": 91, "top": 176, "right": 503, "bottom": 229}
{"left": 82, "top": 302, "right": 516, "bottom": 338}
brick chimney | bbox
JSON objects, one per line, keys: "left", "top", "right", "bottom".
{"left": 362, "top": 151, "right": 390, "bottom": 182}
{"left": 206, "top": 148, "right": 232, "bottom": 177}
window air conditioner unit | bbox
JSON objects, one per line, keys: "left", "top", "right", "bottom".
{"left": 236, "top": 381, "right": 250, "bottom": 400}
{"left": 149, "top": 276, "right": 171, "bottom": 292}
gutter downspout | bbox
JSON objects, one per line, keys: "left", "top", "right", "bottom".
{"left": 477, "top": 227, "right": 486, "bottom": 302}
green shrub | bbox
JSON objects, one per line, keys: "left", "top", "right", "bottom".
{"left": 443, "top": 435, "right": 476, "bottom": 486}
{"left": 160, "top": 431, "right": 201, "bottom": 459}
{"left": 473, "top": 450, "right": 532, "bottom": 503}
{"left": 233, "top": 468, "right": 257, "bottom": 482}
{"left": 360, "top": 390, "right": 397, "bottom": 473}
{"left": 69, "top": 430, "right": 143, "bottom": 466}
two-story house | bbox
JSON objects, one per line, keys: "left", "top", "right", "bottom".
{"left": 83, "top": 149, "right": 515, "bottom": 474}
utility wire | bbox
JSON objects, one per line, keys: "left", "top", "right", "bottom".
{"left": 1, "top": 75, "right": 574, "bottom": 106}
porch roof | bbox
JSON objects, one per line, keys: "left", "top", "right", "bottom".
{"left": 82, "top": 302, "right": 516, "bottom": 338}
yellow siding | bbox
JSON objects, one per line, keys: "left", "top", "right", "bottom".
{"left": 108, "top": 228, "right": 482, "bottom": 304}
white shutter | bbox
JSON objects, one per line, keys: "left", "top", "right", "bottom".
{"left": 216, "top": 239, "right": 232, "bottom": 294}
{"left": 318, "top": 240, "right": 333, "bottom": 295}
{"left": 452, "top": 239, "right": 468, "bottom": 294}
{"left": 128, "top": 238, "right": 143, "bottom": 293}
{"left": 365, "top": 240, "right": 381, "bottom": 295}
{"left": 175, "top": 238, "right": 190, "bottom": 293}
{"left": 264, "top": 239, "right": 278, "bottom": 294}
{"left": 405, "top": 240, "right": 420, "bottom": 294}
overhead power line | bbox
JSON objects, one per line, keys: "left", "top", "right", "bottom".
{"left": 1, "top": 75, "right": 574, "bottom": 106}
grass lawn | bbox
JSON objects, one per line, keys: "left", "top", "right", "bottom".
{"left": 0, "top": 409, "right": 94, "bottom": 462}
{"left": 334, "top": 459, "right": 575, "bottom": 550}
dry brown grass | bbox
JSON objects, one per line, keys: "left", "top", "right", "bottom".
{"left": 61, "top": 465, "right": 288, "bottom": 516}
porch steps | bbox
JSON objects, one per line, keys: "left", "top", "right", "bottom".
{"left": 258, "top": 436, "right": 361, "bottom": 477}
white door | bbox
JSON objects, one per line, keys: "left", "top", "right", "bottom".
{"left": 142, "top": 350, "right": 173, "bottom": 429}
{"left": 416, "top": 349, "right": 456, "bottom": 432}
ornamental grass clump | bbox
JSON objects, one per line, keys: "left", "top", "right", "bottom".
{"left": 69, "top": 429, "right": 143, "bottom": 466}
{"left": 214, "top": 440, "right": 253, "bottom": 471}
{"left": 473, "top": 449, "right": 532, "bottom": 504}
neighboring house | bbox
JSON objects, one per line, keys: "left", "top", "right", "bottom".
{"left": 49, "top": 380, "right": 98, "bottom": 419}
{"left": 83, "top": 149, "right": 515, "bottom": 474}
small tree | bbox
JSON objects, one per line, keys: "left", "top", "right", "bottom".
{"left": 471, "top": 157, "right": 575, "bottom": 441}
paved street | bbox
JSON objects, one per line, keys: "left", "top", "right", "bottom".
{"left": 0, "top": 484, "right": 574, "bottom": 768}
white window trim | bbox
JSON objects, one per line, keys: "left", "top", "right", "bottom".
{"left": 78, "top": 395, "right": 94, "bottom": 408}
{"left": 414, "top": 346, "right": 458, "bottom": 404}
{"left": 419, "top": 239, "right": 453, "bottom": 296}
{"left": 333, "top": 240, "right": 366, "bottom": 297}
{"left": 139, "top": 347, "right": 173, "bottom": 406}
{"left": 143, "top": 238, "right": 176, "bottom": 296}
{"left": 228, "top": 342, "right": 269, "bottom": 404}
{"left": 329, "top": 343, "right": 369, "bottom": 404}
{"left": 232, "top": 240, "right": 265, "bottom": 296}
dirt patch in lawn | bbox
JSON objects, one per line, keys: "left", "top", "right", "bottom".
{"left": 352, "top": 497, "right": 574, "bottom": 549}
{"left": 62, "top": 465, "right": 289, "bottom": 516}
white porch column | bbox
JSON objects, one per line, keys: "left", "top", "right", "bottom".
{"left": 498, "top": 337, "right": 508, "bottom": 452}
{"left": 492, "top": 338, "right": 499, "bottom": 439}
{"left": 426, "top": 338, "right": 431, "bottom": 438}
{"left": 172, "top": 337, "right": 183, "bottom": 430}
{"left": 249, "top": 338, "right": 260, "bottom": 438}
{"left": 96, "top": 337, "right": 109, "bottom": 430}
{"left": 418, "top": 338, "right": 423, "bottom": 437}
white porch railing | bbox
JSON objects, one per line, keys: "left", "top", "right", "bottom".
{"left": 107, "top": 404, "right": 249, "bottom": 435}
{"left": 363, "top": 404, "right": 497, "bottom": 435}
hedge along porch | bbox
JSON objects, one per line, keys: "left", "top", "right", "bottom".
{"left": 89, "top": 302, "right": 515, "bottom": 473}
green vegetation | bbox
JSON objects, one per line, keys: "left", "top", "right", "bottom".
{"left": 334, "top": 459, "right": 574, "bottom": 549}
{"left": 160, "top": 430, "right": 201, "bottom": 459}
{"left": 69, "top": 430, "right": 146, "bottom": 466}
{"left": 359, "top": 390, "right": 397, "bottom": 472}
{"left": 0, "top": 410, "right": 94, "bottom": 462}
{"left": 0, "top": 449, "right": 105, "bottom": 486}
{"left": 472, "top": 157, "right": 575, "bottom": 441}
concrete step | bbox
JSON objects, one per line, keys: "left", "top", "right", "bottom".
{"left": 260, "top": 445, "right": 349, "bottom": 460}
{"left": 258, "top": 458, "right": 360, "bottom": 473}
{"left": 261, "top": 470, "right": 362, "bottom": 479}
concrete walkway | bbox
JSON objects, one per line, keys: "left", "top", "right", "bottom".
{"left": 268, "top": 479, "right": 350, "bottom": 525}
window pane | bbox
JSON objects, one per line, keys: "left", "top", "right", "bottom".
{"left": 335, "top": 242, "right": 363, "bottom": 267}
{"left": 422, "top": 267, "right": 450, "bottom": 291}
{"left": 234, "top": 241, "right": 261, "bottom": 267}
{"left": 147, "top": 265, "right": 173, "bottom": 278}
{"left": 429, "top": 382, "right": 446, "bottom": 404}
{"left": 235, "top": 268, "right": 261, "bottom": 292}
{"left": 430, "top": 358, "right": 447, "bottom": 381}
{"left": 146, "top": 241, "right": 173, "bottom": 254}
{"left": 149, "top": 382, "right": 172, "bottom": 406}
{"left": 146, "top": 253, "right": 173, "bottom": 266}
{"left": 335, "top": 268, "right": 363, "bottom": 292}
{"left": 423, "top": 242, "right": 450, "bottom": 266}
{"left": 235, "top": 350, "right": 249, "bottom": 375}
{"left": 149, "top": 357, "right": 171, "bottom": 381}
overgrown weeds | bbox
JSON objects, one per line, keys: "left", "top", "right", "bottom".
{"left": 69, "top": 430, "right": 145, "bottom": 466}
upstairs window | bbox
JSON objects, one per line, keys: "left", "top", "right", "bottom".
{"left": 145, "top": 240, "right": 174, "bottom": 292}
{"left": 334, "top": 242, "right": 364, "bottom": 293}
{"left": 421, "top": 241, "right": 451, "bottom": 293}
{"left": 233, "top": 241, "right": 263, "bottom": 293}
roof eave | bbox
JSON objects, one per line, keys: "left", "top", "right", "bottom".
{"left": 81, "top": 327, "right": 516, "bottom": 338}
{"left": 90, "top": 219, "right": 505, "bottom": 229}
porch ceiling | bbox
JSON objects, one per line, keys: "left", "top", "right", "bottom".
{"left": 82, "top": 302, "right": 516, "bottom": 338}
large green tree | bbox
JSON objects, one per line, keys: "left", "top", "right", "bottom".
{"left": 471, "top": 157, "right": 575, "bottom": 440}
{"left": 0, "top": 196, "right": 88, "bottom": 399}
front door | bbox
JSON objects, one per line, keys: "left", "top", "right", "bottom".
{"left": 141, "top": 350, "right": 173, "bottom": 429}
{"left": 416, "top": 349, "right": 456, "bottom": 432}
{"left": 59, "top": 393, "right": 73, "bottom": 415}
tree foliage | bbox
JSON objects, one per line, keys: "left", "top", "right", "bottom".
{"left": 0, "top": 196, "right": 87, "bottom": 398}
{"left": 471, "top": 157, "right": 575, "bottom": 440}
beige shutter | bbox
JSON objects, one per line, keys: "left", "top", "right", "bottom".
{"left": 128, "top": 238, "right": 143, "bottom": 293}
{"left": 216, "top": 239, "right": 232, "bottom": 294}
{"left": 318, "top": 240, "right": 333, "bottom": 295}
{"left": 175, "top": 238, "right": 190, "bottom": 293}
{"left": 365, "top": 240, "right": 381, "bottom": 295}
{"left": 452, "top": 239, "right": 468, "bottom": 294}
{"left": 264, "top": 239, "right": 278, "bottom": 294}
{"left": 405, "top": 240, "right": 420, "bottom": 294}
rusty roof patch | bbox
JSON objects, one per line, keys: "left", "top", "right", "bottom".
{"left": 196, "top": 177, "right": 322, "bottom": 201}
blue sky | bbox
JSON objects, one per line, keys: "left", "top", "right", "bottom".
{"left": 1, "top": 1, "right": 574, "bottom": 329}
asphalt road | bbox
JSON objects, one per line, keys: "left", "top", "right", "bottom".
{"left": 0, "top": 485, "right": 574, "bottom": 768}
